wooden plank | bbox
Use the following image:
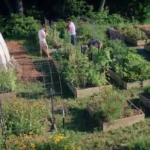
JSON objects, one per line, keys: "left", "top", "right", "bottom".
{"left": 109, "top": 69, "right": 150, "bottom": 89}
{"left": 52, "top": 59, "right": 112, "bottom": 98}
{"left": 87, "top": 104, "right": 145, "bottom": 132}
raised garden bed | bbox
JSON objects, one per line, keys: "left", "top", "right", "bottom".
{"left": 124, "top": 36, "right": 149, "bottom": 46}
{"left": 139, "top": 86, "right": 150, "bottom": 110}
{"left": 139, "top": 93, "right": 150, "bottom": 109}
{"left": 136, "top": 25, "right": 150, "bottom": 36}
{"left": 87, "top": 99, "right": 145, "bottom": 132}
{"left": 0, "top": 92, "right": 16, "bottom": 101}
{"left": 108, "top": 69, "right": 150, "bottom": 89}
{"left": 67, "top": 81, "right": 112, "bottom": 98}
{"left": 114, "top": 26, "right": 149, "bottom": 46}
{"left": 52, "top": 59, "right": 112, "bottom": 98}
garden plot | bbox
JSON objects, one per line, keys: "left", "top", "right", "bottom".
{"left": 0, "top": 68, "right": 17, "bottom": 100}
{"left": 114, "top": 26, "right": 149, "bottom": 46}
{"left": 139, "top": 86, "right": 150, "bottom": 110}
{"left": 52, "top": 55, "right": 112, "bottom": 98}
{"left": 109, "top": 48, "right": 150, "bottom": 89}
{"left": 136, "top": 25, "right": 150, "bottom": 36}
{"left": 87, "top": 90, "right": 145, "bottom": 132}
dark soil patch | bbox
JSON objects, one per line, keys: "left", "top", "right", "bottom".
{"left": 6, "top": 41, "right": 43, "bottom": 80}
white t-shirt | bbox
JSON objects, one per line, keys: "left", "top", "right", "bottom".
{"left": 69, "top": 22, "right": 76, "bottom": 35}
{"left": 38, "top": 29, "right": 46, "bottom": 42}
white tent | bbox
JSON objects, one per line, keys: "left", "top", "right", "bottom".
{"left": 0, "top": 33, "right": 11, "bottom": 70}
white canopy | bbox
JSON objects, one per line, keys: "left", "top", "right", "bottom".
{"left": 0, "top": 33, "right": 11, "bottom": 70}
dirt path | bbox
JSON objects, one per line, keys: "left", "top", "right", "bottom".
{"left": 6, "top": 41, "right": 43, "bottom": 80}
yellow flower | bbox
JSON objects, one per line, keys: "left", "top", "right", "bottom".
{"left": 64, "top": 145, "right": 68, "bottom": 150}
{"left": 49, "top": 135, "right": 52, "bottom": 139}
{"left": 29, "top": 131, "right": 33, "bottom": 135}
{"left": 77, "top": 146, "right": 82, "bottom": 150}
{"left": 70, "top": 144, "right": 75, "bottom": 150}
{"left": 30, "top": 143, "right": 35, "bottom": 148}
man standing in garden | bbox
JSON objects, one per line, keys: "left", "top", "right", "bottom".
{"left": 38, "top": 25, "right": 50, "bottom": 58}
{"left": 66, "top": 19, "right": 76, "bottom": 45}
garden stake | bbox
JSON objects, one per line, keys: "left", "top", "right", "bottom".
{"left": 50, "top": 87, "right": 57, "bottom": 131}
{"left": 62, "top": 109, "right": 65, "bottom": 128}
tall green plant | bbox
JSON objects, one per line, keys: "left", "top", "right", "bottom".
{"left": 0, "top": 69, "right": 17, "bottom": 93}
{"left": 129, "top": 135, "right": 150, "bottom": 150}
{"left": 59, "top": 54, "right": 106, "bottom": 88}
{"left": 2, "top": 14, "right": 41, "bottom": 36}
{"left": 88, "top": 89, "right": 126, "bottom": 122}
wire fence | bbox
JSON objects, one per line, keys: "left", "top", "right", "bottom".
{"left": 0, "top": 52, "right": 63, "bottom": 147}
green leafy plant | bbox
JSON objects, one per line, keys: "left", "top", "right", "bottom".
{"left": 3, "top": 98, "right": 49, "bottom": 135}
{"left": 0, "top": 69, "right": 17, "bottom": 93}
{"left": 116, "top": 26, "right": 147, "bottom": 40}
{"left": 2, "top": 14, "right": 41, "bottom": 36}
{"left": 107, "top": 41, "right": 150, "bottom": 82}
{"left": 59, "top": 54, "right": 107, "bottom": 88}
{"left": 92, "top": 47, "right": 112, "bottom": 74}
{"left": 129, "top": 135, "right": 150, "bottom": 150}
{"left": 88, "top": 90, "right": 141, "bottom": 122}
{"left": 88, "top": 90, "right": 126, "bottom": 122}
{"left": 112, "top": 50, "right": 150, "bottom": 82}
{"left": 144, "top": 86, "right": 150, "bottom": 95}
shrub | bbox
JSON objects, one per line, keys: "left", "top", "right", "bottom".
{"left": 5, "top": 132, "right": 82, "bottom": 150}
{"left": 116, "top": 26, "right": 147, "bottom": 40}
{"left": 2, "top": 14, "right": 41, "bottom": 36}
{"left": 88, "top": 90, "right": 126, "bottom": 122}
{"left": 0, "top": 69, "right": 16, "bottom": 93}
{"left": 144, "top": 86, "right": 150, "bottom": 94}
{"left": 129, "top": 136, "right": 150, "bottom": 150}
{"left": 5, "top": 134, "right": 36, "bottom": 150}
{"left": 3, "top": 98, "right": 49, "bottom": 135}
{"left": 112, "top": 51, "right": 150, "bottom": 82}
{"left": 59, "top": 54, "right": 107, "bottom": 88}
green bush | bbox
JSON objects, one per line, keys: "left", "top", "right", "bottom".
{"left": 129, "top": 136, "right": 150, "bottom": 150}
{"left": 0, "top": 69, "right": 17, "bottom": 93}
{"left": 116, "top": 26, "right": 147, "bottom": 40}
{"left": 88, "top": 90, "right": 126, "bottom": 122}
{"left": 144, "top": 86, "right": 150, "bottom": 94}
{"left": 3, "top": 98, "right": 49, "bottom": 135}
{"left": 2, "top": 14, "right": 41, "bottom": 36}
{"left": 59, "top": 54, "right": 107, "bottom": 88}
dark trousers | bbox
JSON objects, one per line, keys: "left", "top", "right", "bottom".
{"left": 71, "top": 35, "right": 76, "bottom": 45}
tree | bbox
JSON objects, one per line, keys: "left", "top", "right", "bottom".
{"left": 100, "top": 0, "right": 106, "bottom": 10}
{"left": 16, "top": 0, "right": 23, "bottom": 14}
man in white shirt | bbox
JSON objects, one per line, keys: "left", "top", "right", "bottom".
{"left": 38, "top": 25, "right": 50, "bottom": 58}
{"left": 67, "top": 19, "right": 76, "bottom": 45}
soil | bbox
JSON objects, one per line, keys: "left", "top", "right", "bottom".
{"left": 6, "top": 41, "right": 43, "bottom": 80}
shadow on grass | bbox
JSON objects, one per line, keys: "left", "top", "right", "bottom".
{"left": 20, "top": 37, "right": 40, "bottom": 58}
{"left": 131, "top": 98, "right": 150, "bottom": 118}
{"left": 63, "top": 107, "right": 96, "bottom": 132}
